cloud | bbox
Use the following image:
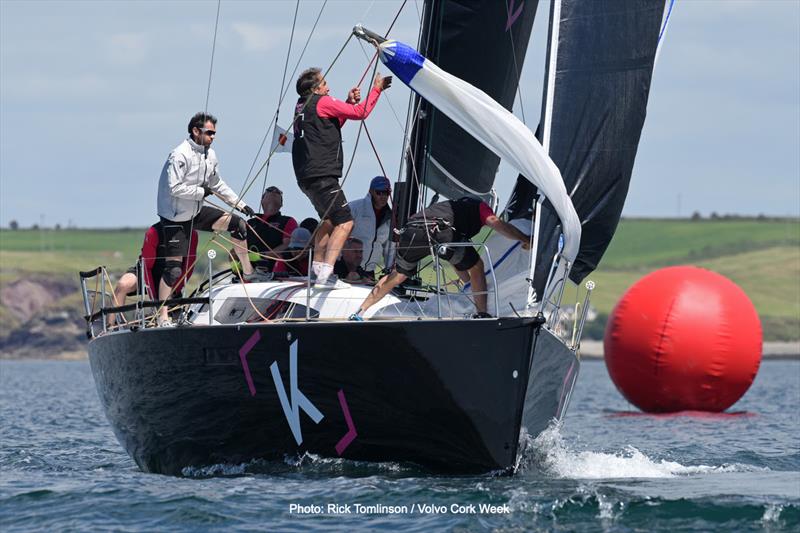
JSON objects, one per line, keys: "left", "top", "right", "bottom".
{"left": 231, "top": 22, "right": 285, "bottom": 52}
{"left": 106, "top": 32, "right": 149, "bottom": 66}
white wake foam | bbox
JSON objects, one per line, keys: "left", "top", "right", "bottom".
{"left": 526, "top": 424, "right": 765, "bottom": 479}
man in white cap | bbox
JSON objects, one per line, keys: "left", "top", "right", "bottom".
{"left": 348, "top": 176, "right": 393, "bottom": 281}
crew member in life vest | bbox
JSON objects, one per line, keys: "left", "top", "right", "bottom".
{"left": 291, "top": 67, "right": 392, "bottom": 287}
{"left": 109, "top": 222, "right": 198, "bottom": 326}
{"left": 246, "top": 186, "right": 297, "bottom": 271}
{"left": 350, "top": 198, "right": 531, "bottom": 320}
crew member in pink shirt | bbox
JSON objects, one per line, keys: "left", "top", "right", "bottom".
{"left": 291, "top": 67, "right": 392, "bottom": 287}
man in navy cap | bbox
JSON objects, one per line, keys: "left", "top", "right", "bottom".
{"left": 348, "top": 176, "right": 393, "bottom": 281}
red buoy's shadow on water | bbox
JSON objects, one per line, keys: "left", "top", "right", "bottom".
{"left": 604, "top": 410, "right": 756, "bottom": 419}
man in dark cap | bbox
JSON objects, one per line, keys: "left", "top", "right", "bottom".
{"left": 348, "top": 176, "right": 393, "bottom": 281}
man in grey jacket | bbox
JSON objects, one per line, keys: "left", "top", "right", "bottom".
{"left": 156, "top": 112, "right": 266, "bottom": 326}
{"left": 348, "top": 176, "right": 393, "bottom": 280}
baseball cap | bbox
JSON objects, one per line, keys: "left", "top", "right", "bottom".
{"left": 369, "top": 176, "right": 391, "bottom": 192}
{"left": 288, "top": 227, "right": 311, "bottom": 249}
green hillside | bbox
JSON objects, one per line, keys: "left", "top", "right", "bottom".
{"left": 587, "top": 219, "right": 800, "bottom": 340}
{"left": 0, "top": 219, "right": 798, "bottom": 341}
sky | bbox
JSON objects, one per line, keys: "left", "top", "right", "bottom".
{"left": 0, "top": 0, "right": 798, "bottom": 229}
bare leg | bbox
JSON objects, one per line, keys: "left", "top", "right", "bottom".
{"left": 357, "top": 270, "right": 408, "bottom": 315}
{"left": 212, "top": 214, "right": 253, "bottom": 275}
{"left": 323, "top": 220, "right": 354, "bottom": 266}
{"left": 108, "top": 273, "right": 137, "bottom": 326}
{"left": 314, "top": 219, "right": 333, "bottom": 261}
{"left": 158, "top": 270, "right": 178, "bottom": 323}
{"left": 466, "top": 258, "right": 487, "bottom": 314}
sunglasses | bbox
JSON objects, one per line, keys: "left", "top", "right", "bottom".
{"left": 200, "top": 128, "right": 216, "bottom": 136}
{"left": 373, "top": 190, "right": 390, "bottom": 196}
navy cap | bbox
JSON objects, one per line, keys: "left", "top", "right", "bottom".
{"left": 369, "top": 176, "right": 391, "bottom": 192}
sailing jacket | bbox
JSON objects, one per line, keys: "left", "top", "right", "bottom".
{"left": 157, "top": 138, "right": 245, "bottom": 222}
{"left": 292, "top": 87, "right": 382, "bottom": 181}
{"left": 348, "top": 193, "right": 392, "bottom": 272}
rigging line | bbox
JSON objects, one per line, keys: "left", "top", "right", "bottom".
{"left": 504, "top": 0, "right": 526, "bottom": 124}
{"left": 354, "top": 0, "right": 408, "bottom": 89}
{"left": 243, "top": 0, "right": 328, "bottom": 187}
{"left": 239, "top": 0, "right": 404, "bottom": 203}
{"left": 232, "top": 31, "right": 354, "bottom": 212}
{"left": 356, "top": 41, "right": 406, "bottom": 132}
{"left": 363, "top": 123, "right": 388, "bottom": 180}
{"left": 218, "top": 51, "right": 374, "bottom": 267}
{"left": 204, "top": 0, "right": 222, "bottom": 113}
{"left": 260, "top": 0, "right": 301, "bottom": 196}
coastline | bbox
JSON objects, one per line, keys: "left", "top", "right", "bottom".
{"left": 578, "top": 341, "right": 800, "bottom": 360}
{"left": 2, "top": 342, "right": 798, "bottom": 361}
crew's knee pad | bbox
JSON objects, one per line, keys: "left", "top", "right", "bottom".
{"left": 228, "top": 215, "right": 247, "bottom": 240}
{"left": 162, "top": 260, "right": 183, "bottom": 287}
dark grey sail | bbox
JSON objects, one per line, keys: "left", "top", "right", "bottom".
{"left": 402, "top": 0, "right": 538, "bottom": 222}
{"left": 508, "top": 0, "right": 673, "bottom": 294}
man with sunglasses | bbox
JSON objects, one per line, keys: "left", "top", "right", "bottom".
{"left": 246, "top": 186, "right": 298, "bottom": 272}
{"left": 156, "top": 112, "right": 266, "bottom": 326}
{"left": 348, "top": 176, "right": 393, "bottom": 281}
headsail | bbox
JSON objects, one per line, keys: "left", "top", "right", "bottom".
{"left": 406, "top": 0, "right": 539, "bottom": 205}
{"left": 370, "top": 36, "right": 581, "bottom": 263}
{"left": 509, "top": 0, "right": 673, "bottom": 296}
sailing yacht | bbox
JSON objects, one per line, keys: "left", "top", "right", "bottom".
{"left": 81, "top": 0, "right": 672, "bottom": 476}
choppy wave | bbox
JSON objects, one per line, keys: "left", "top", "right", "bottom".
{"left": 519, "top": 423, "right": 770, "bottom": 479}
{"left": 181, "top": 452, "right": 414, "bottom": 479}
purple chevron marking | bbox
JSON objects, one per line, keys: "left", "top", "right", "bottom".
{"left": 335, "top": 389, "right": 357, "bottom": 455}
{"left": 506, "top": 0, "right": 524, "bottom": 31}
{"left": 239, "top": 331, "right": 261, "bottom": 396}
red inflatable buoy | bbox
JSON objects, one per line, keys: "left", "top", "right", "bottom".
{"left": 604, "top": 266, "right": 762, "bottom": 412}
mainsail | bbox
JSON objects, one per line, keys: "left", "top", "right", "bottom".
{"left": 508, "top": 0, "right": 674, "bottom": 296}
{"left": 405, "top": 0, "right": 539, "bottom": 209}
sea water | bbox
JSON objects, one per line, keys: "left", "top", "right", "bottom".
{"left": 1, "top": 359, "right": 798, "bottom": 532}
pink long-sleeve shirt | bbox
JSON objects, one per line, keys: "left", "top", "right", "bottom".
{"left": 315, "top": 86, "right": 383, "bottom": 126}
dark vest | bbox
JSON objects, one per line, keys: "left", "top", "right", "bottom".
{"left": 411, "top": 198, "right": 485, "bottom": 240}
{"left": 247, "top": 214, "right": 292, "bottom": 270}
{"left": 292, "top": 94, "right": 343, "bottom": 180}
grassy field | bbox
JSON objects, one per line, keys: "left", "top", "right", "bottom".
{"left": 1, "top": 219, "right": 798, "bottom": 339}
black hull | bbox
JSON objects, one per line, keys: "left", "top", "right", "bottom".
{"left": 88, "top": 318, "right": 578, "bottom": 476}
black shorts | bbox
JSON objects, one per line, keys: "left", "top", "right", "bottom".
{"left": 123, "top": 262, "right": 171, "bottom": 297}
{"left": 160, "top": 206, "right": 224, "bottom": 257}
{"left": 297, "top": 177, "right": 352, "bottom": 226}
{"left": 394, "top": 225, "right": 480, "bottom": 277}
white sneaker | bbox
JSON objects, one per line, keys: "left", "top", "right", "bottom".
{"left": 157, "top": 317, "right": 175, "bottom": 328}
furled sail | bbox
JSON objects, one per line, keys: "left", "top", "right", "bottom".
{"left": 406, "top": 0, "right": 539, "bottom": 205}
{"left": 508, "top": 0, "right": 674, "bottom": 296}
{"left": 372, "top": 37, "right": 581, "bottom": 263}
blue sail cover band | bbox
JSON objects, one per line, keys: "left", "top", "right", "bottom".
{"left": 379, "top": 41, "right": 425, "bottom": 87}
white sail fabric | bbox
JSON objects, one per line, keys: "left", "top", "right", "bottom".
{"left": 378, "top": 40, "right": 581, "bottom": 263}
